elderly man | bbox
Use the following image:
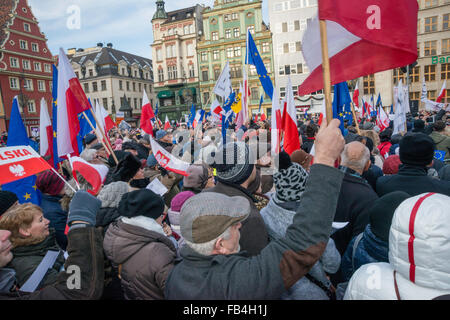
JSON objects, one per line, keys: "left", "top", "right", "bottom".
{"left": 165, "top": 119, "right": 346, "bottom": 300}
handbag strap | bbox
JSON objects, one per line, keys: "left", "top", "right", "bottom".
{"left": 393, "top": 271, "right": 401, "bottom": 300}
{"left": 305, "top": 273, "right": 336, "bottom": 300}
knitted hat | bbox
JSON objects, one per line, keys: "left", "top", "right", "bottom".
{"left": 35, "top": 170, "right": 65, "bottom": 196}
{"left": 274, "top": 162, "right": 309, "bottom": 203}
{"left": 183, "top": 164, "right": 209, "bottom": 190}
{"left": 156, "top": 130, "right": 168, "bottom": 140}
{"left": 118, "top": 189, "right": 165, "bottom": 220}
{"left": 112, "top": 153, "right": 142, "bottom": 182}
{"left": 383, "top": 155, "right": 401, "bottom": 175}
{"left": 108, "top": 151, "right": 130, "bottom": 168}
{"left": 180, "top": 192, "right": 250, "bottom": 244}
{"left": 97, "top": 181, "right": 130, "bottom": 208}
{"left": 213, "top": 142, "right": 254, "bottom": 185}
{"left": 168, "top": 191, "right": 196, "bottom": 230}
{"left": 277, "top": 151, "right": 292, "bottom": 171}
{"left": 0, "top": 191, "right": 18, "bottom": 216}
{"left": 369, "top": 191, "right": 410, "bottom": 242}
{"left": 84, "top": 133, "right": 97, "bottom": 145}
{"left": 399, "top": 133, "right": 435, "bottom": 166}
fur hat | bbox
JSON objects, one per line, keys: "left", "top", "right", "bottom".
{"left": 112, "top": 153, "right": 142, "bottom": 182}
{"left": 399, "top": 133, "right": 435, "bottom": 167}
{"left": 97, "top": 181, "right": 130, "bottom": 208}
{"left": 118, "top": 189, "right": 164, "bottom": 220}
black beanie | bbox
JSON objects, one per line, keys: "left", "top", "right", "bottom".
{"left": 399, "top": 133, "right": 435, "bottom": 167}
{"left": 277, "top": 151, "right": 292, "bottom": 170}
{"left": 112, "top": 153, "right": 142, "bottom": 182}
{"left": 118, "top": 189, "right": 165, "bottom": 220}
{"left": 369, "top": 191, "right": 411, "bottom": 242}
{"left": 0, "top": 191, "right": 18, "bottom": 216}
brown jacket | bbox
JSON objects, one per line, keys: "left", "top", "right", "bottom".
{"left": 103, "top": 218, "right": 176, "bottom": 300}
{"left": 203, "top": 182, "right": 269, "bottom": 256}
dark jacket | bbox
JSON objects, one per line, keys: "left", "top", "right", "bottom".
{"left": 0, "top": 226, "right": 104, "bottom": 300}
{"left": 96, "top": 207, "right": 121, "bottom": 232}
{"left": 301, "top": 138, "right": 315, "bottom": 154}
{"left": 40, "top": 194, "right": 68, "bottom": 250}
{"left": 7, "top": 229, "right": 65, "bottom": 290}
{"left": 361, "top": 164, "right": 383, "bottom": 192}
{"left": 376, "top": 164, "right": 450, "bottom": 197}
{"left": 203, "top": 181, "right": 269, "bottom": 257}
{"left": 331, "top": 170, "right": 379, "bottom": 256}
{"left": 340, "top": 224, "right": 389, "bottom": 282}
{"left": 165, "top": 164, "right": 344, "bottom": 299}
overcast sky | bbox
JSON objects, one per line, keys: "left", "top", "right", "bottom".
{"left": 28, "top": 0, "right": 268, "bottom": 59}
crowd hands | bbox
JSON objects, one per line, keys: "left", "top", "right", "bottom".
{"left": 0, "top": 107, "right": 449, "bottom": 300}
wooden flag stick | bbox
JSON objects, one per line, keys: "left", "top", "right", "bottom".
{"left": 50, "top": 167, "right": 77, "bottom": 193}
{"left": 319, "top": 20, "right": 333, "bottom": 124}
{"left": 350, "top": 102, "right": 361, "bottom": 135}
{"left": 87, "top": 108, "right": 119, "bottom": 165}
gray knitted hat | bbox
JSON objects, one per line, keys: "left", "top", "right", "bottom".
{"left": 97, "top": 181, "right": 130, "bottom": 208}
{"left": 213, "top": 142, "right": 254, "bottom": 185}
{"left": 274, "top": 162, "right": 309, "bottom": 203}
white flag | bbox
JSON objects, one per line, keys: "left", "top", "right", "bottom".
{"left": 213, "top": 61, "right": 231, "bottom": 98}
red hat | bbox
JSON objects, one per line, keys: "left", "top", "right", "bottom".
{"left": 36, "top": 170, "right": 65, "bottom": 196}
{"left": 383, "top": 155, "right": 401, "bottom": 175}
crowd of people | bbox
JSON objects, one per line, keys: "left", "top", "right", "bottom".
{"left": 0, "top": 107, "right": 449, "bottom": 300}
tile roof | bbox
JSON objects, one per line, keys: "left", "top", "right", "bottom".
{"left": 161, "top": 6, "right": 196, "bottom": 26}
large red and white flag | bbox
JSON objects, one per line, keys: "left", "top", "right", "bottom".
{"left": 0, "top": 146, "right": 53, "bottom": 185}
{"left": 57, "top": 48, "right": 90, "bottom": 157}
{"left": 70, "top": 156, "right": 108, "bottom": 195}
{"left": 140, "top": 90, "right": 155, "bottom": 136}
{"left": 95, "top": 100, "right": 115, "bottom": 135}
{"left": 39, "top": 98, "right": 53, "bottom": 167}
{"left": 298, "top": 0, "right": 418, "bottom": 95}
{"left": 283, "top": 77, "right": 301, "bottom": 155}
{"left": 436, "top": 80, "right": 447, "bottom": 103}
{"left": 149, "top": 136, "right": 189, "bottom": 176}
{"left": 271, "top": 90, "right": 283, "bottom": 156}
{"left": 164, "top": 115, "right": 171, "bottom": 130}
{"left": 353, "top": 82, "right": 359, "bottom": 107}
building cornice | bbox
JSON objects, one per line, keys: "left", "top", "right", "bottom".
{"left": 6, "top": 28, "right": 48, "bottom": 42}
{"left": 203, "top": 2, "right": 261, "bottom": 17}
{"left": 0, "top": 70, "right": 52, "bottom": 80}
{"left": 0, "top": 49, "right": 55, "bottom": 62}
{"left": 10, "top": 13, "right": 39, "bottom": 25}
{"left": 197, "top": 33, "right": 272, "bottom": 49}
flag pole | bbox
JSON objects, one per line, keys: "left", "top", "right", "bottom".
{"left": 319, "top": 20, "right": 333, "bottom": 124}
{"left": 66, "top": 154, "right": 80, "bottom": 190}
{"left": 350, "top": 102, "right": 361, "bottom": 135}
{"left": 50, "top": 166, "right": 77, "bottom": 193}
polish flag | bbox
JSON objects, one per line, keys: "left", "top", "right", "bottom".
{"left": 149, "top": 136, "right": 189, "bottom": 176}
{"left": 70, "top": 156, "right": 108, "bottom": 195}
{"left": 260, "top": 112, "right": 266, "bottom": 121}
{"left": 164, "top": 115, "right": 171, "bottom": 130}
{"left": 140, "top": 91, "right": 155, "bottom": 136}
{"left": 57, "top": 48, "right": 91, "bottom": 157}
{"left": 95, "top": 100, "right": 115, "bottom": 136}
{"left": 318, "top": 99, "right": 326, "bottom": 126}
{"left": 283, "top": 78, "right": 301, "bottom": 155}
{"left": 436, "top": 80, "right": 447, "bottom": 103}
{"left": 298, "top": 0, "right": 418, "bottom": 95}
{"left": 39, "top": 98, "right": 54, "bottom": 167}
{"left": 271, "top": 90, "right": 283, "bottom": 156}
{"left": 376, "top": 105, "right": 390, "bottom": 132}
{"left": 353, "top": 82, "right": 359, "bottom": 107}
{"left": 211, "top": 99, "right": 222, "bottom": 115}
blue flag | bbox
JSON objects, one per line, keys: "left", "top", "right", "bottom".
{"left": 371, "top": 95, "right": 377, "bottom": 118}
{"left": 390, "top": 104, "right": 394, "bottom": 115}
{"left": 155, "top": 102, "right": 159, "bottom": 116}
{"left": 332, "top": 82, "right": 352, "bottom": 136}
{"left": 76, "top": 99, "right": 96, "bottom": 153}
{"left": 222, "top": 91, "right": 236, "bottom": 113}
{"left": 246, "top": 30, "right": 273, "bottom": 99}
{"left": 3, "top": 97, "right": 41, "bottom": 205}
{"left": 375, "top": 93, "right": 382, "bottom": 116}
{"left": 51, "top": 65, "right": 64, "bottom": 168}
{"left": 434, "top": 150, "right": 446, "bottom": 162}
{"left": 258, "top": 95, "right": 264, "bottom": 114}
{"left": 188, "top": 104, "right": 196, "bottom": 128}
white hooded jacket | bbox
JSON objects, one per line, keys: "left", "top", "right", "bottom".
{"left": 344, "top": 193, "right": 450, "bottom": 300}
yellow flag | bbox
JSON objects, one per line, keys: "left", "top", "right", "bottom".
{"left": 231, "top": 93, "right": 242, "bottom": 114}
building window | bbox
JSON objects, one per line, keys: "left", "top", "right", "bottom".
{"left": 442, "top": 63, "right": 450, "bottom": 80}
{"left": 444, "top": 14, "right": 449, "bottom": 30}
{"left": 214, "top": 68, "right": 220, "bottom": 80}
{"left": 23, "top": 23, "right": 30, "bottom": 32}
{"left": 424, "top": 16, "right": 437, "bottom": 33}
{"left": 248, "top": 26, "right": 255, "bottom": 34}
{"left": 203, "top": 92, "right": 210, "bottom": 104}
{"left": 118, "top": 80, "right": 122, "bottom": 90}
{"left": 24, "top": 79, "right": 33, "bottom": 91}
{"left": 9, "top": 77, "right": 19, "bottom": 89}
{"left": 363, "top": 74, "right": 375, "bottom": 94}
{"left": 202, "top": 70, "right": 209, "bottom": 81}
{"left": 232, "top": 12, "right": 238, "bottom": 20}
{"left": 166, "top": 45, "right": 175, "bottom": 58}
{"left": 424, "top": 40, "right": 437, "bottom": 56}
{"left": 139, "top": 83, "right": 142, "bottom": 92}
{"left": 443, "top": 39, "right": 450, "bottom": 54}
{"left": 22, "top": 60, "right": 30, "bottom": 70}
{"left": 44, "top": 64, "right": 51, "bottom": 73}
{"left": 201, "top": 52, "right": 207, "bottom": 62}
{"left": 393, "top": 68, "right": 406, "bottom": 84}
{"left": 279, "top": 66, "right": 285, "bottom": 75}
{"left": 427, "top": 90, "right": 436, "bottom": 100}
{"left": 144, "top": 84, "right": 148, "bottom": 92}
{"left": 92, "top": 82, "right": 98, "bottom": 92}
{"left": 212, "top": 32, "right": 218, "bottom": 41}
{"left": 283, "top": 43, "right": 289, "bottom": 54}
{"left": 282, "top": 22, "right": 287, "bottom": 33}
{"left": 411, "top": 66, "right": 420, "bottom": 83}
{"left": 296, "top": 41, "right": 302, "bottom": 51}
{"left": 280, "top": 87, "right": 286, "bottom": 98}
{"left": 189, "top": 64, "right": 195, "bottom": 78}
{"left": 424, "top": 65, "right": 436, "bottom": 81}
{"left": 158, "top": 68, "right": 164, "bottom": 82}
{"left": 27, "top": 100, "right": 36, "bottom": 113}
{"left": 409, "top": 91, "right": 420, "bottom": 103}
{"left": 289, "top": 42, "right": 296, "bottom": 53}
{"left": 226, "top": 47, "right": 234, "bottom": 58}
{"left": 294, "top": 20, "right": 300, "bottom": 30}
{"left": 34, "top": 62, "right": 41, "bottom": 71}
{"left": 297, "top": 63, "right": 303, "bottom": 74}
{"left": 89, "top": 69, "right": 93, "bottom": 77}
{"left": 101, "top": 80, "right": 107, "bottom": 91}
{"left": 10, "top": 57, "right": 19, "bottom": 68}
{"left": 102, "top": 98, "right": 108, "bottom": 110}
{"left": 213, "top": 50, "right": 220, "bottom": 60}
{"left": 233, "top": 28, "right": 239, "bottom": 38}
{"left": 84, "top": 83, "right": 89, "bottom": 93}
{"left": 19, "top": 40, "right": 27, "bottom": 50}
{"left": 133, "top": 82, "right": 136, "bottom": 91}
{"left": 234, "top": 46, "right": 241, "bottom": 57}
{"left": 134, "top": 70, "right": 138, "bottom": 78}
{"left": 37, "top": 80, "right": 45, "bottom": 92}
{"left": 134, "top": 98, "right": 138, "bottom": 110}
{"left": 251, "top": 87, "right": 259, "bottom": 100}
{"left": 225, "top": 29, "right": 231, "bottom": 39}
{"left": 168, "top": 65, "right": 177, "bottom": 79}
{"left": 126, "top": 81, "right": 130, "bottom": 91}
{"left": 262, "top": 42, "right": 270, "bottom": 53}
{"left": 249, "top": 65, "right": 256, "bottom": 76}
{"left": 224, "top": 14, "right": 231, "bottom": 22}
{"left": 31, "top": 43, "right": 38, "bottom": 52}
{"left": 424, "top": 0, "right": 438, "bottom": 8}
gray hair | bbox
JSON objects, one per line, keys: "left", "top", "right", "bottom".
{"left": 80, "top": 148, "right": 97, "bottom": 162}
{"left": 341, "top": 142, "right": 370, "bottom": 173}
{"left": 184, "top": 227, "right": 232, "bottom": 256}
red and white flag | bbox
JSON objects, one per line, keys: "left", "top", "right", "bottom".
{"left": 39, "top": 98, "right": 53, "bottom": 167}
{"left": 436, "top": 80, "right": 447, "bottom": 103}
{"left": 57, "top": 48, "right": 90, "bottom": 157}
{"left": 70, "top": 156, "right": 108, "bottom": 195}
{"left": 260, "top": 112, "right": 266, "bottom": 122}
{"left": 271, "top": 90, "right": 283, "bottom": 156}
{"left": 95, "top": 100, "right": 115, "bottom": 135}
{"left": 0, "top": 146, "right": 53, "bottom": 185}
{"left": 298, "top": 0, "right": 418, "bottom": 95}
{"left": 283, "top": 77, "right": 301, "bottom": 155}
{"left": 140, "top": 90, "right": 155, "bottom": 136}
{"left": 149, "top": 136, "right": 189, "bottom": 176}
{"left": 164, "top": 115, "right": 171, "bottom": 130}
{"left": 376, "top": 105, "right": 390, "bottom": 132}
{"left": 353, "top": 82, "right": 359, "bottom": 107}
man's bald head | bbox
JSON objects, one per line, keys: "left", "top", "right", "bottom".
{"left": 341, "top": 141, "right": 371, "bottom": 174}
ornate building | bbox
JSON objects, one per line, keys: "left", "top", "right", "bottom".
{"left": 0, "top": 0, "right": 54, "bottom": 134}
{"left": 197, "top": 0, "right": 274, "bottom": 117}
{"left": 151, "top": 1, "right": 205, "bottom": 121}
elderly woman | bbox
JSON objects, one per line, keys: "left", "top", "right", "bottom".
{"left": 0, "top": 203, "right": 65, "bottom": 290}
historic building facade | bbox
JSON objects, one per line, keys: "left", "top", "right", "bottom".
{"left": 197, "top": 0, "right": 274, "bottom": 117}
{"left": 68, "top": 44, "right": 154, "bottom": 126}
{"left": 151, "top": 1, "right": 204, "bottom": 122}
{"left": 0, "top": 0, "right": 54, "bottom": 134}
